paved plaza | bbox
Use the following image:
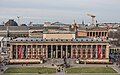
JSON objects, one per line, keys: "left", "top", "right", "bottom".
{"left": 0, "top": 59, "right": 120, "bottom": 75}
{"left": 1, "top": 63, "right": 120, "bottom": 75}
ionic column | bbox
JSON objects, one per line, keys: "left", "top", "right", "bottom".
{"left": 75, "top": 45, "right": 77, "bottom": 58}
{"left": 26, "top": 45, "right": 28, "bottom": 59}
{"left": 71, "top": 45, "right": 73, "bottom": 58}
{"left": 101, "top": 45, "right": 103, "bottom": 59}
{"left": 27, "top": 45, "right": 30, "bottom": 58}
{"left": 92, "top": 32, "right": 93, "bottom": 37}
{"left": 81, "top": 45, "right": 83, "bottom": 58}
{"left": 106, "top": 32, "right": 108, "bottom": 38}
{"left": 35, "top": 45, "right": 37, "bottom": 59}
{"left": 98, "top": 32, "right": 100, "bottom": 37}
{"left": 95, "top": 32, "right": 97, "bottom": 37}
{"left": 21, "top": 45, "right": 23, "bottom": 59}
{"left": 102, "top": 32, "right": 103, "bottom": 38}
{"left": 44, "top": 45, "right": 48, "bottom": 58}
{"left": 76, "top": 45, "right": 78, "bottom": 58}
{"left": 56, "top": 45, "right": 58, "bottom": 58}
{"left": 99, "top": 32, "right": 101, "bottom": 37}
{"left": 31, "top": 45, "right": 33, "bottom": 59}
{"left": 103, "top": 32, "right": 105, "bottom": 38}
{"left": 105, "top": 44, "right": 109, "bottom": 58}
{"left": 96, "top": 45, "right": 97, "bottom": 58}
{"left": 16, "top": 45, "right": 18, "bottom": 59}
{"left": 37, "top": 46, "right": 40, "bottom": 59}
{"left": 104, "top": 32, "right": 106, "bottom": 38}
{"left": 93, "top": 32, "right": 94, "bottom": 37}
{"left": 66, "top": 45, "right": 68, "bottom": 58}
{"left": 51, "top": 45, "right": 53, "bottom": 58}
{"left": 41, "top": 45, "right": 43, "bottom": 57}
{"left": 33, "top": 46, "right": 35, "bottom": 59}
{"left": 91, "top": 45, "right": 93, "bottom": 58}
{"left": 10, "top": 45, "right": 13, "bottom": 59}
{"left": 85, "top": 45, "right": 87, "bottom": 58}
{"left": 61, "top": 45, "right": 63, "bottom": 58}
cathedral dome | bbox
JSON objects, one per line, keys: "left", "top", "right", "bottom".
{"left": 5, "top": 19, "right": 18, "bottom": 26}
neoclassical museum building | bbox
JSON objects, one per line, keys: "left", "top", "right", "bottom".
{"left": 0, "top": 19, "right": 110, "bottom": 63}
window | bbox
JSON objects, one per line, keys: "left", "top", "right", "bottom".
{"left": 87, "top": 32, "right": 89, "bottom": 36}
{"left": 7, "top": 44, "right": 10, "bottom": 47}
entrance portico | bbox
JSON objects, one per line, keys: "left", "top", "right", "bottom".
{"left": 47, "top": 45, "right": 71, "bottom": 59}
{"left": 11, "top": 44, "right": 109, "bottom": 60}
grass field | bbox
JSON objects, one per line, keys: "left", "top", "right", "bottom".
{"left": 65, "top": 67, "right": 117, "bottom": 73}
{"left": 4, "top": 67, "right": 56, "bottom": 73}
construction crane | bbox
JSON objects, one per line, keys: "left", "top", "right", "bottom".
{"left": 87, "top": 13, "right": 96, "bottom": 26}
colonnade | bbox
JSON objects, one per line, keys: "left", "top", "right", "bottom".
{"left": 87, "top": 32, "right": 108, "bottom": 38}
{"left": 10, "top": 44, "right": 109, "bottom": 59}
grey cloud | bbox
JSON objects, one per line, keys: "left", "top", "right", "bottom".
{"left": 0, "top": 0, "right": 120, "bottom": 23}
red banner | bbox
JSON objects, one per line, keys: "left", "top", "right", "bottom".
{"left": 18, "top": 45, "right": 22, "bottom": 59}
{"left": 97, "top": 45, "right": 101, "bottom": 59}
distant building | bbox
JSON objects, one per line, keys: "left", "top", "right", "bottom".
{"left": 0, "top": 20, "right": 111, "bottom": 64}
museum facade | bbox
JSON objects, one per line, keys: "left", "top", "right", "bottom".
{"left": 9, "top": 32, "right": 110, "bottom": 64}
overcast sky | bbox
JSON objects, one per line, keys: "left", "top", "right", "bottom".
{"left": 0, "top": 0, "right": 120, "bottom": 24}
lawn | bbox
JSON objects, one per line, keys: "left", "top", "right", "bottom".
{"left": 65, "top": 67, "right": 117, "bottom": 73}
{"left": 4, "top": 67, "right": 56, "bottom": 73}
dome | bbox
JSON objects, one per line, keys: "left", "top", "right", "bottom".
{"left": 5, "top": 19, "right": 18, "bottom": 26}
{"left": 21, "top": 24, "right": 27, "bottom": 26}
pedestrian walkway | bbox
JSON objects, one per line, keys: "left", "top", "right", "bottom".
{"left": 0, "top": 66, "right": 8, "bottom": 75}
{"left": 112, "top": 66, "right": 120, "bottom": 74}
{"left": 1, "top": 62, "right": 120, "bottom": 75}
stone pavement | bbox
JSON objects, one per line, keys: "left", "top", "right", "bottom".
{"left": 0, "top": 65, "right": 8, "bottom": 75}
{"left": 112, "top": 66, "right": 120, "bottom": 74}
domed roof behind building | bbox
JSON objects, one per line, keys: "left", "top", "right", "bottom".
{"left": 21, "top": 24, "right": 27, "bottom": 26}
{"left": 51, "top": 22, "right": 65, "bottom": 25}
{"left": 5, "top": 19, "right": 18, "bottom": 26}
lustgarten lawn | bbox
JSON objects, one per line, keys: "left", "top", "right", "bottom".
{"left": 4, "top": 67, "right": 56, "bottom": 73}
{"left": 65, "top": 67, "right": 117, "bottom": 73}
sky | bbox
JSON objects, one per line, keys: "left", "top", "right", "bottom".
{"left": 0, "top": 0, "right": 120, "bottom": 24}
